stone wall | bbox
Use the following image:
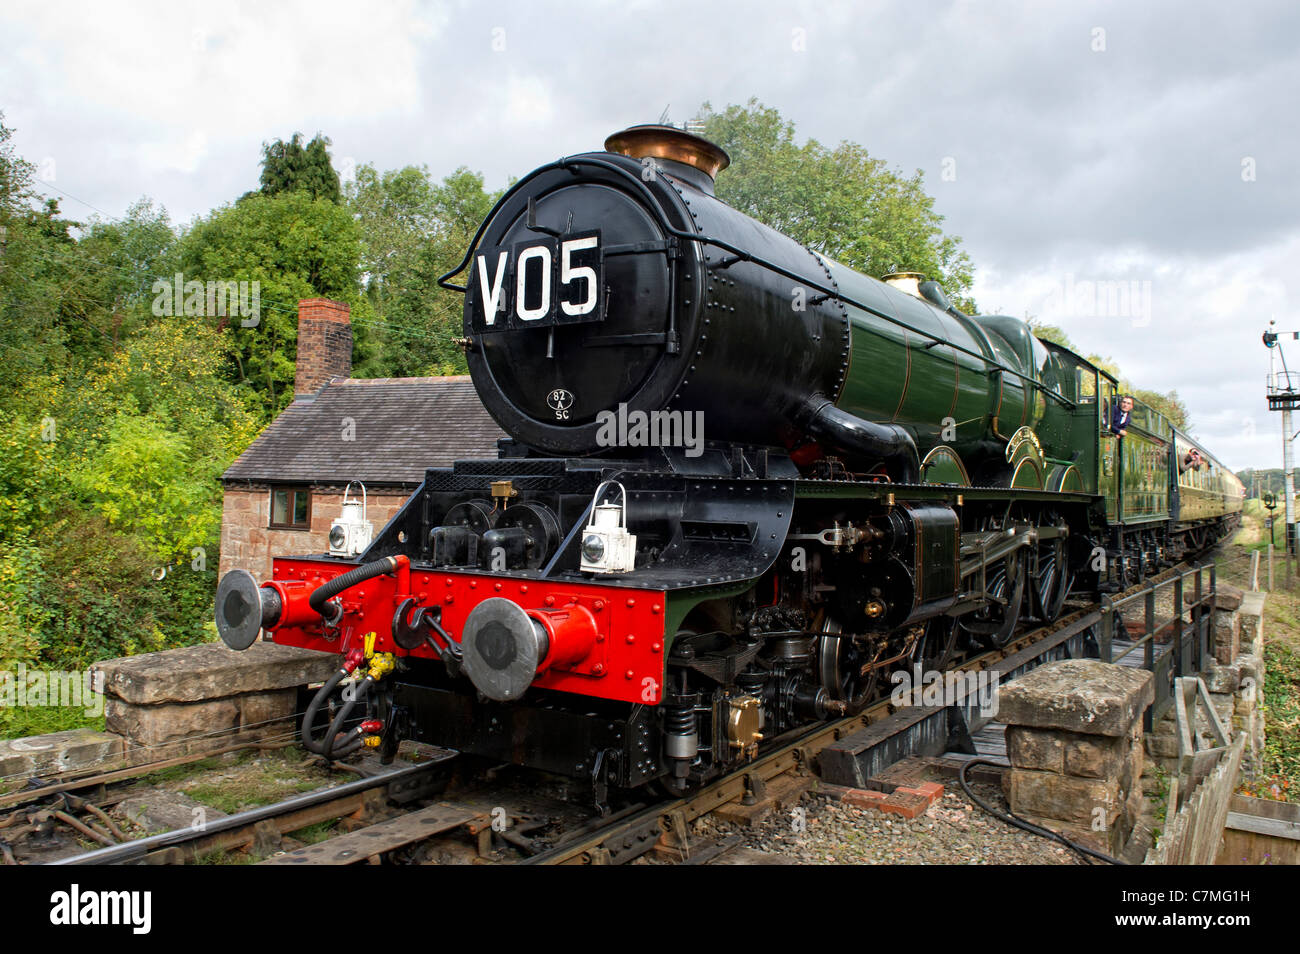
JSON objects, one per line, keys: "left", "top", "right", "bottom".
{"left": 218, "top": 486, "right": 412, "bottom": 580}
{"left": 998, "top": 659, "right": 1154, "bottom": 857}
{"left": 1, "top": 643, "right": 341, "bottom": 780}
{"left": 92, "top": 642, "right": 340, "bottom": 764}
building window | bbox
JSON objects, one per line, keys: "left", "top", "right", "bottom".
{"left": 270, "top": 487, "right": 312, "bottom": 530}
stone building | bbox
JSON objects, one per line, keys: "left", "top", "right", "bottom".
{"left": 218, "top": 298, "right": 504, "bottom": 580}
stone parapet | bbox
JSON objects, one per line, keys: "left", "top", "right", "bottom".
{"left": 999, "top": 660, "right": 1152, "bottom": 856}
{"left": 93, "top": 642, "right": 339, "bottom": 705}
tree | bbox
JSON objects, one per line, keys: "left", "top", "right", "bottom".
{"left": 178, "top": 190, "right": 371, "bottom": 418}
{"left": 0, "top": 116, "right": 78, "bottom": 387}
{"left": 259, "top": 133, "right": 342, "bottom": 204}
{"left": 0, "top": 111, "right": 35, "bottom": 220}
{"left": 1132, "top": 388, "right": 1190, "bottom": 432}
{"left": 345, "top": 164, "right": 498, "bottom": 377}
{"left": 58, "top": 199, "right": 177, "bottom": 359}
{"left": 694, "top": 100, "right": 976, "bottom": 310}
{"left": 1027, "top": 321, "right": 1076, "bottom": 351}
{"left": 0, "top": 119, "right": 262, "bottom": 687}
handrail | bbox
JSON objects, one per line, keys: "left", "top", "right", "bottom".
{"left": 1097, "top": 562, "right": 1216, "bottom": 727}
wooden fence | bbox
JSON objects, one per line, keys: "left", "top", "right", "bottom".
{"left": 1145, "top": 735, "right": 1245, "bottom": 864}
{"left": 1219, "top": 794, "right": 1300, "bottom": 864}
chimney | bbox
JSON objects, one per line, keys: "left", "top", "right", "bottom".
{"left": 294, "top": 298, "right": 352, "bottom": 398}
{"left": 604, "top": 124, "right": 729, "bottom": 196}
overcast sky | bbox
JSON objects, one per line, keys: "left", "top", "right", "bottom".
{"left": 2, "top": 0, "right": 1296, "bottom": 471}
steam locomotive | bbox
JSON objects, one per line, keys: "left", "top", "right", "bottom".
{"left": 214, "top": 125, "right": 1242, "bottom": 802}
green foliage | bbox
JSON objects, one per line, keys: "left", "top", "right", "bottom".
{"left": 0, "top": 110, "right": 36, "bottom": 218}
{"left": 0, "top": 204, "right": 76, "bottom": 388}
{"left": 178, "top": 190, "right": 371, "bottom": 419}
{"left": 70, "top": 413, "right": 210, "bottom": 554}
{"left": 259, "top": 133, "right": 342, "bottom": 204}
{"left": 0, "top": 325, "right": 257, "bottom": 676}
{"left": 695, "top": 99, "right": 976, "bottom": 311}
{"left": 1245, "top": 639, "right": 1300, "bottom": 802}
{"left": 1236, "top": 468, "right": 1298, "bottom": 498}
{"left": 345, "top": 164, "right": 498, "bottom": 377}
{"left": 1132, "top": 388, "right": 1190, "bottom": 432}
{"left": 58, "top": 324, "right": 260, "bottom": 559}
{"left": 0, "top": 531, "right": 51, "bottom": 667}
{"left": 1027, "top": 322, "right": 1075, "bottom": 350}
{"left": 0, "top": 114, "right": 262, "bottom": 691}
{"left": 68, "top": 199, "right": 178, "bottom": 356}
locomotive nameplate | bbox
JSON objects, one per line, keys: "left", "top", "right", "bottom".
{"left": 470, "top": 230, "right": 604, "bottom": 333}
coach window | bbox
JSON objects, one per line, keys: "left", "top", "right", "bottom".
{"left": 270, "top": 487, "right": 312, "bottom": 530}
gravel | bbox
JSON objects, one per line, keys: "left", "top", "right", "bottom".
{"left": 690, "top": 781, "right": 1086, "bottom": 865}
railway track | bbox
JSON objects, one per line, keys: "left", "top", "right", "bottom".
{"left": 525, "top": 602, "right": 1105, "bottom": 865}
{"left": 22, "top": 563, "right": 1203, "bottom": 867}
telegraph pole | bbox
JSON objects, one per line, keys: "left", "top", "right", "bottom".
{"left": 1264, "top": 321, "right": 1299, "bottom": 562}
{"left": 1287, "top": 413, "right": 1297, "bottom": 555}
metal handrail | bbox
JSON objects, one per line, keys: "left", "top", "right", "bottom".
{"left": 1266, "top": 371, "right": 1300, "bottom": 395}
{"left": 1097, "top": 562, "right": 1216, "bottom": 727}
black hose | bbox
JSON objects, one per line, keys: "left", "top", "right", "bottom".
{"left": 321, "top": 676, "right": 373, "bottom": 761}
{"left": 958, "top": 757, "right": 1126, "bottom": 865}
{"left": 330, "top": 729, "right": 366, "bottom": 759}
{"left": 308, "top": 556, "right": 403, "bottom": 621}
{"left": 300, "top": 668, "right": 348, "bottom": 754}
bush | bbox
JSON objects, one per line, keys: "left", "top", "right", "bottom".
{"left": 0, "top": 513, "right": 215, "bottom": 672}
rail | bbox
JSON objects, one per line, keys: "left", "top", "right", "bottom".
{"left": 37, "top": 565, "right": 1209, "bottom": 866}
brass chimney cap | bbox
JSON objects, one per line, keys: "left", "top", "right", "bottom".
{"left": 604, "top": 124, "right": 730, "bottom": 181}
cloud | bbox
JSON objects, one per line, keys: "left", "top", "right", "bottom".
{"left": 1, "top": 0, "right": 1294, "bottom": 471}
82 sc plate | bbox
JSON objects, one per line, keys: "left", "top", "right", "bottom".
{"left": 470, "top": 230, "right": 604, "bottom": 333}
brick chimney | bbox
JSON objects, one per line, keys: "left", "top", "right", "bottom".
{"left": 295, "top": 298, "right": 352, "bottom": 398}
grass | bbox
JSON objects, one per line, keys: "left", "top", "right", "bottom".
{"left": 285, "top": 820, "right": 339, "bottom": 845}
{"left": 1240, "top": 640, "right": 1300, "bottom": 802}
{"left": 136, "top": 755, "right": 229, "bottom": 785}
{"left": 194, "top": 847, "right": 258, "bottom": 866}
{"left": 134, "top": 750, "right": 339, "bottom": 865}
{"left": 1219, "top": 504, "right": 1300, "bottom": 803}
{"left": 0, "top": 706, "right": 105, "bottom": 739}
{"left": 174, "top": 748, "right": 330, "bottom": 815}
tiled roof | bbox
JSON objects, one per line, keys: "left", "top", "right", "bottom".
{"left": 222, "top": 376, "right": 506, "bottom": 485}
